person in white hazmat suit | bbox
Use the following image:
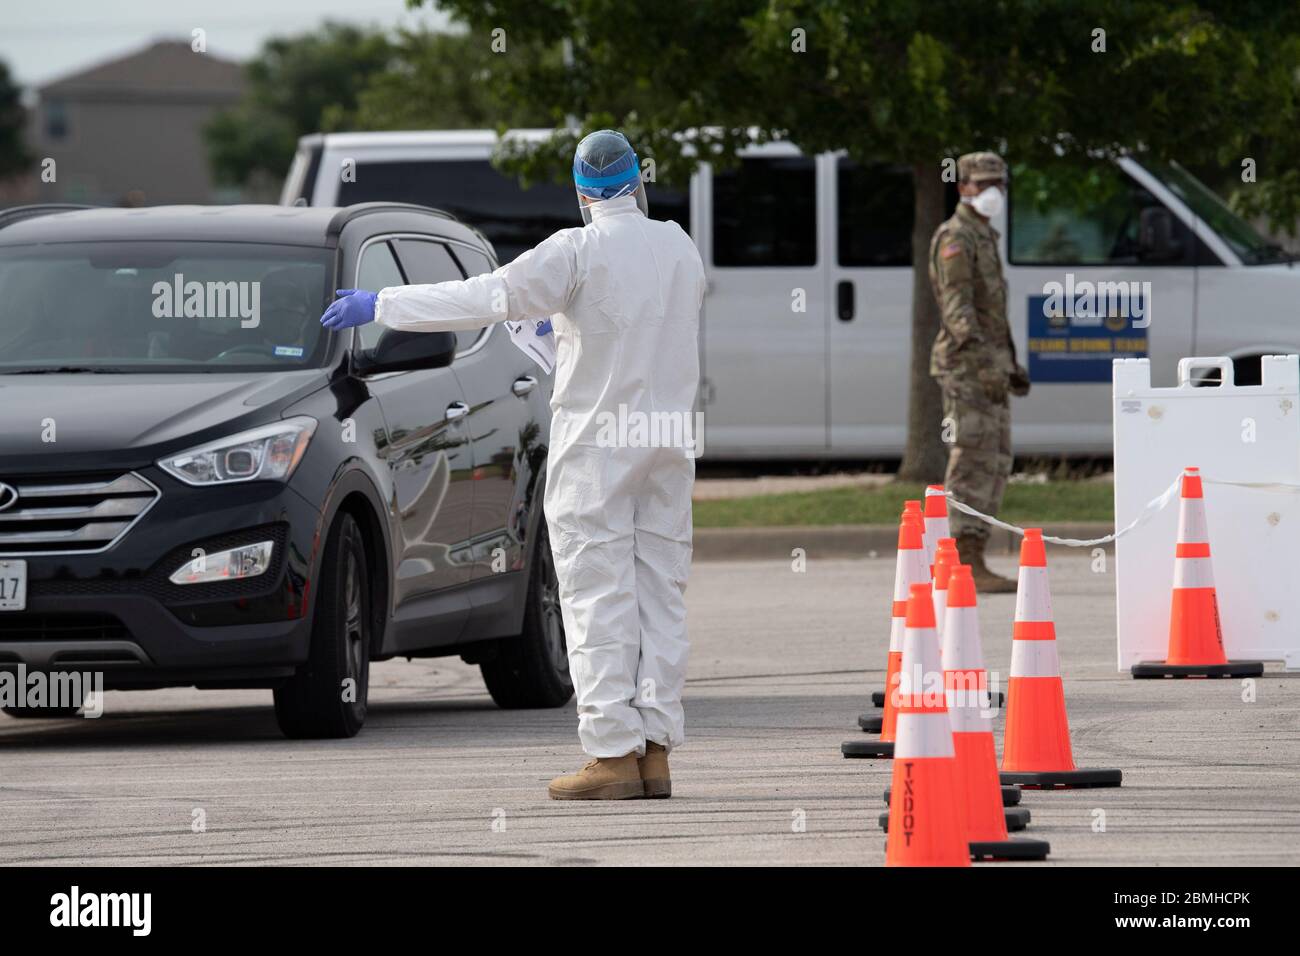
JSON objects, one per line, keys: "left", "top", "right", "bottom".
{"left": 320, "top": 130, "right": 705, "bottom": 800}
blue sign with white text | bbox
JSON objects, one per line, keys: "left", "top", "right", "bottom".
{"left": 1026, "top": 289, "right": 1149, "bottom": 383}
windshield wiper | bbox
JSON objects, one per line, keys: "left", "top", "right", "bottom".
{"left": 1245, "top": 243, "right": 1298, "bottom": 267}
{"left": 1, "top": 366, "right": 130, "bottom": 375}
{"left": 1267, "top": 243, "right": 1296, "bottom": 267}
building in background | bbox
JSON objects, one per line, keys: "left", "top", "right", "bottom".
{"left": 2, "top": 40, "right": 243, "bottom": 207}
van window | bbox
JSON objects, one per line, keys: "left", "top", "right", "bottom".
{"left": 281, "top": 145, "right": 322, "bottom": 205}
{"left": 1144, "top": 160, "right": 1288, "bottom": 265}
{"left": 338, "top": 160, "right": 573, "bottom": 263}
{"left": 394, "top": 238, "right": 482, "bottom": 353}
{"left": 337, "top": 159, "right": 690, "bottom": 263}
{"left": 838, "top": 160, "right": 913, "bottom": 267}
{"left": 355, "top": 241, "right": 406, "bottom": 350}
{"left": 712, "top": 157, "right": 817, "bottom": 267}
{"left": 649, "top": 183, "right": 691, "bottom": 236}
{"left": 1009, "top": 162, "right": 1191, "bottom": 266}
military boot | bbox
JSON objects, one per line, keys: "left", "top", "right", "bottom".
{"left": 638, "top": 742, "right": 671, "bottom": 798}
{"left": 956, "top": 530, "right": 1018, "bottom": 594}
{"left": 548, "top": 754, "right": 643, "bottom": 800}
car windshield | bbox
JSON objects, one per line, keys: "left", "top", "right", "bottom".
{"left": 1141, "top": 161, "right": 1292, "bottom": 265}
{"left": 0, "top": 241, "right": 334, "bottom": 373}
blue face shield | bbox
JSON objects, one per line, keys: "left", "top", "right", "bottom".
{"left": 572, "top": 129, "right": 649, "bottom": 224}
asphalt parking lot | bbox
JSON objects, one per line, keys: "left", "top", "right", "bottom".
{"left": 1, "top": 552, "right": 1297, "bottom": 866}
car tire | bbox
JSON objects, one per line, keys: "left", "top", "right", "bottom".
{"left": 273, "top": 512, "right": 371, "bottom": 739}
{"left": 480, "top": 522, "right": 574, "bottom": 709}
{"left": 1, "top": 704, "right": 82, "bottom": 719}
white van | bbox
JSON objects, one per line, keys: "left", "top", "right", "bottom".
{"left": 283, "top": 130, "right": 1300, "bottom": 459}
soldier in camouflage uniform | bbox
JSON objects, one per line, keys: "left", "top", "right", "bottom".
{"left": 928, "top": 152, "right": 1030, "bottom": 593}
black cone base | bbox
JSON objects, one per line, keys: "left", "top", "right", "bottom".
{"left": 971, "top": 838, "right": 1051, "bottom": 862}
{"left": 865, "top": 690, "right": 1003, "bottom": 709}
{"left": 1000, "top": 768, "right": 1122, "bottom": 789}
{"left": 842, "top": 739, "right": 893, "bottom": 759}
{"left": 1004, "top": 806, "right": 1030, "bottom": 831}
{"left": 880, "top": 805, "right": 1029, "bottom": 832}
{"left": 858, "top": 713, "right": 883, "bottom": 733}
{"left": 1131, "top": 660, "right": 1264, "bottom": 679}
{"left": 884, "top": 784, "right": 1020, "bottom": 807}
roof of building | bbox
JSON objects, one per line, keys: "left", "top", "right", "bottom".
{"left": 41, "top": 40, "right": 243, "bottom": 97}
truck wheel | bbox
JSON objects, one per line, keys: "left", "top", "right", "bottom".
{"left": 480, "top": 523, "right": 574, "bottom": 709}
{"left": 274, "top": 513, "right": 371, "bottom": 739}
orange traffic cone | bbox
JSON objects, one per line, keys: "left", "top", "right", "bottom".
{"left": 923, "top": 484, "right": 950, "bottom": 568}
{"left": 848, "top": 504, "right": 929, "bottom": 754}
{"left": 944, "top": 565, "right": 1048, "bottom": 860}
{"left": 932, "top": 537, "right": 959, "bottom": 645}
{"left": 933, "top": 538, "right": 1005, "bottom": 708}
{"left": 1000, "top": 529, "right": 1122, "bottom": 789}
{"left": 879, "top": 562, "right": 1034, "bottom": 842}
{"left": 1132, "top": 467, "right": 1263, "bottom": 679}
{"left": 884, "top": 583, "right": 969, "bottom": 867}
{"left": 868, "top": 502, "right": 930, "bottom": 712}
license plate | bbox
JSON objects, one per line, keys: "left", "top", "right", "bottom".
{"left": 0, "top": 560, "right": 26, "bottom": 611}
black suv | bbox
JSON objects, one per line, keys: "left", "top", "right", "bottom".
{"left": 0, "top": 203, "right": 571, "bottom": 737}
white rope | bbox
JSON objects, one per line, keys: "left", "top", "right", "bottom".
{"left": 942, "top": 471, "right": 1300, "bottom": 547}
{"left": 1202, "top": 477, "right": 1300, "bottom": 494}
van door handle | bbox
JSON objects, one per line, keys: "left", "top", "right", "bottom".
{"left": 512, "top": 375, "right": 538, "bottom": 397}
{"left": 445, "top": 401, "right": 470, "bottom": 422}
{"left": 837, "top": 280, "right": 855, "bottom": 321}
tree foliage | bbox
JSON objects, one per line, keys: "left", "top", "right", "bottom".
{"left": 0, "top": 60, "right": 30, "bottom": 180}
{"left": 411, "top": 2, "right": 1300, "bottom": 474}
{"left": 353, "top": 28, "right": 550, "bottom": 131}
{"left": 205, "top": 23, "right": 398, "bottom": 188}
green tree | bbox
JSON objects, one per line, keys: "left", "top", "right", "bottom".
{"left": 745, "top": 0, "right": 1300, "bottom": 478}
{"left": 0, "top": 60, "right": 30, "bottom": 179}
{"left": 354, "top": 28, "right": 550, "bottom": 130}
{"left": 423, "top": 0, "right": 1300, "bottom": 478}
{"left": 205, "top": 23, "right": 397, "bottom": 192}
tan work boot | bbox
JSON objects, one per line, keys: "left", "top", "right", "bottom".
{"left": 638, "top": 742, "right": 671, "bottom": 798}
{"left": 956, "top": 531, "right": 1018, "bottom": 594}
{"left": 548, "top": 754, "right": 643, "bottom": 800}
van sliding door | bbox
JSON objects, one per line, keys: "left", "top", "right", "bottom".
{"left": 827, "top": 158, "right": 919, "bottom": 457}
{"left": 701, "top": 151, "right": 826, "bottom": 458}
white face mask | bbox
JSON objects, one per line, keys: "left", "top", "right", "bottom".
{"left": 965, "top": 185, "right": 1004, "bottom": 219}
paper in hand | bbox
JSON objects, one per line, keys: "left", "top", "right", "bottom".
{"left": 503, "top": 316, "right": 557, "bottom": 374}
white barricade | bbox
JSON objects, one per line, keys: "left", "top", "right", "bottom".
{"left": 1113, "top": 355, "right": 1300, "bottom": 671}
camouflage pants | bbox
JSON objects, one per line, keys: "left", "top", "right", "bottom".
{"left": 939, "top": 375, "right": 1012, "bottom": 544}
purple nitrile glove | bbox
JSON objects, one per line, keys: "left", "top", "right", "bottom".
{"left": 321, "top": 289, "right": 378, "bottom": 330}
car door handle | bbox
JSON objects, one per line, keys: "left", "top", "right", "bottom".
{"left": 512, "top": 375, "right": 538, "bottom": 397}
{"left": 837, "top": 280, "right": 855, "bottom": 321}
{"left": 445, "top": 401, "right": 470, "bottom": 422}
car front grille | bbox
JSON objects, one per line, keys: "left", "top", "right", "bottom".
{"left": 0, "top": 472, "right": 159, "bottom": 555}
{"left": 0, "top": 612, "right": 129, "bottom": 642}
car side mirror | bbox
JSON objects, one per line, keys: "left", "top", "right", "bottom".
{"left": 1138, "top": 206, "right": 1184, "bottom": 263}
{"left": 353, "top": 329, "right": 456, "bottom": 375}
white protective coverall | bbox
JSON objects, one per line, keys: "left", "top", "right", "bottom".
{"left": 374, "top": 194, "right": 706, "bottom": 757}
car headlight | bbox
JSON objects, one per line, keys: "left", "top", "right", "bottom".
{"left": 158, "top": 417, "right": 317, "bottom": 486}
{"left": 170, "top": 541, "right": 274, "bottom": 585}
